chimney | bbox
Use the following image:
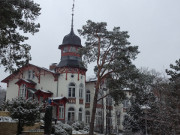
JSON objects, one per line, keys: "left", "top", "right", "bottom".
{"left": 49, "top": 63, "right": 57, "bottom": 71}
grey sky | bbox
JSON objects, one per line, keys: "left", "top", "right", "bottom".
{"left": 0, "top": 0, "right": 180, "bottom": 88}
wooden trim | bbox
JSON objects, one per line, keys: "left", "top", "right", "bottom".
{"left": 26, "top": 88, "right": 28, "bottom": 99}
{"left": 62, "top": 52, "right": 80, "bottom": 57}
{"left": 66, "top": 70, "right": 67, "bottom": 80}
{"left": 18, "top": 85, "right": 20, "bottom": 97}
{"left": 78, "top": 71, "right": 79, "bottom": 81}
{"left": 57, "top": 105, "right": 59, "bottom": 118}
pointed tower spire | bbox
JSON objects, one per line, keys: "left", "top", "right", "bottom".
{"left": 71, "top": 0, "right": 75, "bottom": 31}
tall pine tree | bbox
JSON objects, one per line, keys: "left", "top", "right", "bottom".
{"left": 0, "top": 0, "right": 41, "bottom": 72}
{"left": 78, "top": 20, "right": 139, "bottom": 135}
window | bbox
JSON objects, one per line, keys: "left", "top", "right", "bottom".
{"left": 32, "top": 71, "right": 35, "bottom": 79}
{"left": 85, "top": 111, "right": 90, "bottom": 124}
{"left": 28, "top": 70, "right": 35, "bottom": 80}
{"left": 63, "top": 47, "right": 68, "bottom": 53}
{"left": 96, "top": 111, "right": 102, "bottom": 126}
{"left": 79, "top": 84, "right": 83, "bottom": 98}
{"left": 68, "top": 107, "right": 75, "bottom": 122}
{"left": 69, "top": 46, "right": 76, "bottom": 52}
{"left": 19, "top": 84, "right": 27, "bottom": 98}
{"left": 28, "top": 70, "right": 31, "bottom": 79}
{"left": 28, "top": 90, "right": 34, "bottom": 98}
{"left": 106, "top": 113, "right": 112, "bottom": 126}
{"left": 106, "top": 96, "right": 112, "bottom": 106}
{"left": 123, "top": 100, "right": 129, "bottom": 108}
{"left": 86, "top": 90, "right": 90, "bottom": 103}
{"left": 68, "top": 83, "right": 75, "bottom": 97}
{"left": 59, "top": 104, "right": 64, "bottom": 119}
{"left": 78, "top": 108, "right": 82, "bottom": 121}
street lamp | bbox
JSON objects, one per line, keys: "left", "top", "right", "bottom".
{"left": 141, "top": 105, "right": 150, "bottom": 135}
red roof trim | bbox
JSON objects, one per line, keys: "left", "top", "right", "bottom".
{"left": 1, "top": 63, "right": 58, "bottom": 83}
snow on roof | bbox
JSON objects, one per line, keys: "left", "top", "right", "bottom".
{"left": 141, "top": 105, "right": 151, "bottom": 110}
{"left": 122, "top": 88, "right": 131, "bottom": 91}
{"left": 1, "top": 63, "right": 57, "bottom": 83}
{"left": 86, "top": 75, "right": 97, "bottom": 82}
{"left": 15, "top": 79, "right": 36, "bottom": 85}
{"left": 38, "top": 89, "right": 52, "bottom": 94}
{"left": 27, "top": 88, "right": 37, "bottom": 94}
{"left": 28, "top": 63, "right": 56, "bottom": 74}
{"left": 51, "top": 97, "right": 67, "bottom": 100}
{"left": 22, "top": 79, "right": 36, "bottom": 84}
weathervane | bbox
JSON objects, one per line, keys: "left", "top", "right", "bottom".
{"left": 71, "top": 0, "right": 75, "bottom": 30}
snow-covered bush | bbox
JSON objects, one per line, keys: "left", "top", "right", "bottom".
{"left": 72, "top": 121, "right": 84, "bottom": 131}
{"left": 63, "top": 124, "right": 72, "bottom": 135}
{"left": 55, "top": 125, "right": 68, "bottom": 135}
{"left": 3, "top": 97, "right": 42, "bottom": 134}
{"left": 79, "top": 130, "right": 88, "bottom": 134}
{"left": 83, "top": 124, "right": 89, "bottom": 132}
{"left": 54, "top": 121, "right": 72, "bottom": 135}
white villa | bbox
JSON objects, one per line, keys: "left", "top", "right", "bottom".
{"left": 1, "top": 24, "right": 131, "bottom": 134}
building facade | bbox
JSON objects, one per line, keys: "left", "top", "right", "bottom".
{"left": 1, "top": 26, "right": 130, "bottom": 133}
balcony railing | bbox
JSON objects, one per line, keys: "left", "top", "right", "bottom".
{"left": 68, "top": 98, "right": 76, "bottom": 104}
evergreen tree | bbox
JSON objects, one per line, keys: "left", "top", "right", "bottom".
{"left": 123, "top": 69, "right": 157, "bottom": 134}
{"left": 4, "top": 98, "right": 42, "bottom": 134}
{"left": 0, "top": 0, "right": 41, "bottom": 72}
{"left": 78, "top": 20, "right": 139, "bottom": 135}
{"left": 123, "top": 69, "right": 176, "bottom": 134}
{"left": 166, "top": 59, "right": 180, "bottom": 133}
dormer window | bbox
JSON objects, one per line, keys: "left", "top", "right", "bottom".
{"left": 28, "top": 70, "right": 35, "bottom": 80}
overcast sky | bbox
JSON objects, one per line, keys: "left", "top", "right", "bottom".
{"left": 1, "top": 0, "right": 180, "bottom": 88}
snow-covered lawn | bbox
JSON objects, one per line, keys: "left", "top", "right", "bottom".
{"left": 0, "top": 116, "right": 16, "bottom": 122}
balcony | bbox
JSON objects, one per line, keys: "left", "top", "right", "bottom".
{"left": 79, "top": 99, "right": 83, "bottom": 104}
{"left": 85, "top": 103, "right": 90, "bottom": 108}
{"left": 68, "top": 98, "right": 76, "bottom": 104}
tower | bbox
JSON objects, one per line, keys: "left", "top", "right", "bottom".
{"left": 55, "top": 0, "right": 87, "bottom": 123}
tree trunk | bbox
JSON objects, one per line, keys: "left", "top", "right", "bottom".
{"left": 17, "top": 118, "right": 22, "bottom": 135}
{"left": 89, "top": 86, "right": 99, "bottom": 135}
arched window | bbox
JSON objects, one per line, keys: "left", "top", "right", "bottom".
{"left": 78, "top": 108, "right": 82, "bottom": 121}
{"left": 79, "top": 84, "right": 83, "bottom": 98}
{"left": 85, "top": 111, "right": 90, "bottom": 124}
{"left": 86, "top": 90, "right": 90, "bottom": 103}
{"left": 68, "top": 83, "right": 75, "bottom": 97}
{"left": 68, "top": 107, "right": 75, "bottom": 122}
{"left": 19, "top": 84, "right": 26, "bottom": 98}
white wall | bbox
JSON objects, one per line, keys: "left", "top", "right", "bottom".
{"left": 58, "top": 72, "right": 86, "bottom": 122}
{"left": 6, "top": 79, "right": 19, "bottom": 100}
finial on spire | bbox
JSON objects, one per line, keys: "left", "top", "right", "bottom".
{"left": 71, "top": 0, "right": 75, "bottom": 30}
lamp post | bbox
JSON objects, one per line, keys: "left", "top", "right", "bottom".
{"left": 141, "top": 105, "right": 150, "bottom": 135}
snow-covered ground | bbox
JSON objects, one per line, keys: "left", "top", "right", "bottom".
{"left": 0, "top": 116, "right": 16, "bottom": 122}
